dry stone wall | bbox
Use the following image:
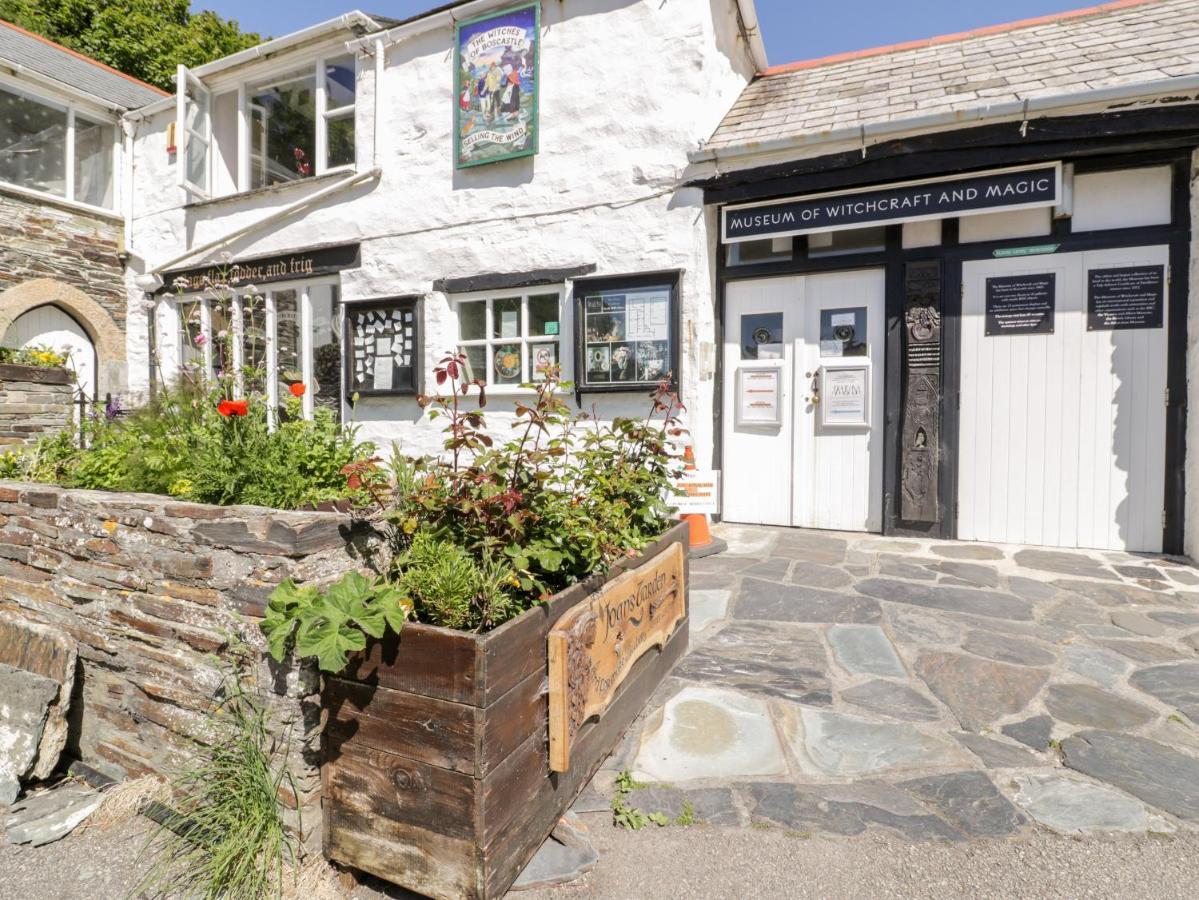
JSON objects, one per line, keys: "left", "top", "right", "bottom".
{"left": 0, "top": 190, "right": 126, "bottom": 331}
{"left": 0, "top": 482, "right": 366, "bottom": 842}
{"left": 0, "top": 364, "right": 74, "bottom": 447}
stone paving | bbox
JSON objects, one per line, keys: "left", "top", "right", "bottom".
{"left": 584, "top": 524, "right": 1199, "bottom": 841}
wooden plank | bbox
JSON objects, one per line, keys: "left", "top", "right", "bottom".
{"left": 547, "top": 541, "right": 686, "bottom": 771}
{"left": 324, "top": 802, "right": 479, "bottom": 900}
{"left": 343, "top": 623, "right": 482, "bottom": 706}
{"left": 323, "top": 677, "right": 479, "bottom": 775}
{"left": 481, "top": 624, "right": 689, "bottom": 898}
{"left": 322, "top": 740, "right": 477, "bottom": 841}
{"left": 478, "top": 667, "right": 544, "bottom": 777}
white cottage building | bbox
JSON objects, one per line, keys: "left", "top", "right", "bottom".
{"left": 121, "top": 1, "right": 764, "bottom": 464}
{"left": 118, "top": 0, "right": 1199, "bottom": 559}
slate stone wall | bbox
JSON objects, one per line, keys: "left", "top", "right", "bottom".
{"left": 0, "top": 482, "right": 365, "bottom": 842}
{"left": 0, "top": 189, "right": 126, "bottom": 330}
{"left": 0, "top": 364, "right": 74, "bottom": 447}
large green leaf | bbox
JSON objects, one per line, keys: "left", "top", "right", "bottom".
{"left": 294, "top": 614, "right": 368, "bottom": 673}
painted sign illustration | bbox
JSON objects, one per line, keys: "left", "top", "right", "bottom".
{"left": 455, "top": 3, "right": 539, "bottom": 168}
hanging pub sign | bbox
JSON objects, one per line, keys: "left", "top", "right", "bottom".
{"left": 575, "top": 274, "right": 679, "bottom": 392}
{"left": 1087, "top": 265, "right": 1165, "bottom": 331}
{"left": 985, "top": 273, "right": 1056, "bottom": 336}
{"left": 722, "top": 163, "right": 1061, "bottom": 243}
{"left": 158, "top": 243, "right": 361, "bottom": 294}
{"left": 454, "top": 3, "right": 539, "bottom": 169}
{"left": 343, "top": 297, "right": 420, "bottom": 397}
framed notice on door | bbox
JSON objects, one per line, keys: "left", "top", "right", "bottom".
{"left": 736, "top": 367, "right": 782, "bottom": 426}
{"left": 820, "top": 366, "right": 869, "bottom": 428}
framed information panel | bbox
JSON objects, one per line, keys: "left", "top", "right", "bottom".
{"left": 343, "top": 297, "right": 420, "bottom": 397}
{"left": 574, "top": 273, "right": 680, "bottom": 392}
{"left": 820, "top": 366, "right": 870, "bottom": 428}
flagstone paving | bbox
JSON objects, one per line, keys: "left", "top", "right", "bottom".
{"left": 587, "top": 524, "right": 1199, "bottom": 843}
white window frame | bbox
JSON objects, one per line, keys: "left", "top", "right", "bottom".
{"left": 177, "top": 64, "right": 211, "bottom": 200}
{"left": 171, "top": 276, "right": 341, "bottom": 426}
{"left": 0, "top": 72, "right": 121, "bottom": 214}
{"left": 186, "top": 51, "right": 358, "bottom": 198}
{"left": 454, "top": 288, "right": 568, "bottom": 392}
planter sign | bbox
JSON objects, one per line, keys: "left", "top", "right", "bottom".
{"left": 548, "top": 541, "right": 686, "bottom": 771}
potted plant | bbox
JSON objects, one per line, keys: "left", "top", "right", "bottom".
{"left": 261, "top": 354, "right": 691, "bottom": 899}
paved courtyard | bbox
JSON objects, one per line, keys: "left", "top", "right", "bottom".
{"left": 580, "top": 524, "right": 1199, "bottom": 841}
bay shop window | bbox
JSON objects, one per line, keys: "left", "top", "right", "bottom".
{"left": 174, "top": 280, "right": 342, "bottom": 422}
{"left": 0, "top": 77, "right": 117, "bottom": 210}
{"left": 178, "top": 52, "right": 357, "bottom": 200}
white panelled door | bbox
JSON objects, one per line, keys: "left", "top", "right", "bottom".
{"left": 3, "top": 305, "right": 96, "bottom": 399}
{"left": 722, "top": 270, "right": 885, "bottom": 531}
{"left": 959, "top": 246, "right": 1169, "bottom": 552}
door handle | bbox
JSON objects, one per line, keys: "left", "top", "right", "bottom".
{"left": 805, "top": 372, "right": 820, "bottom": 405}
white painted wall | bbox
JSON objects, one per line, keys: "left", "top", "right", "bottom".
{"left": 123, "top": 0, "right": 757, "bottom": 466}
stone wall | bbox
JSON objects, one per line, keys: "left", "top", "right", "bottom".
{"left": 0, "top": 364, "right": 74, "bottom": 447}
{"left": 0, "top": 189, "right": 126, "bottom": 331}
{"left": 0, "top": 482, "right": 364, "bottom": 843}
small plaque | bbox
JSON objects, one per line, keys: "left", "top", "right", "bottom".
{"left": 736, "top": 367, "right": 782, "bottom": 426}
{"left": 667, "top": 470, "right": 719, "bottom": 516}
{"left": 1087, "top": 265, "right": 1165, "bottom": 331}
{"left": 985, "top": 273, "right": 1055, "bottom": 336}
{"left": 548, "top": 542, "right": 686, "bottom": 772}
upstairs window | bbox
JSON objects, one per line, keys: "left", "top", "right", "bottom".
{"left": 181, "top": 52, "right": 357, "bottom": 200}
{"left": 0, "top": 81, "right": 116, "bottom": 210}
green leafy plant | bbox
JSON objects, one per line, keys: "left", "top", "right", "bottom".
{"left": 611, "top": 770, "right": 669, "bottom": 831}
{"left": 0, "top": 343, "right": 70, "bottom": 368}
{"left": 262, "top": 572, "right": 412, "bottom": 673}
{"left": 675, "top": 800, "right": 696, "bottom": 827}
{"left": 134, "top": 666, "right": 297, "bottom": 900}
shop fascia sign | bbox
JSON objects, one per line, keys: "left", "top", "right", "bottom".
{"left": 158, "top": 243, "right": 361, "bottom": 294}
{"left": 721, "top": 162, "right": 1062, "bottom": 244}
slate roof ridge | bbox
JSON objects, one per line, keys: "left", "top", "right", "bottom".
{"left": 0, "top": 18, "right": 168, "bottom": 99}
{"left": 760, "top": 0, "right": 1164, "bottom": 78}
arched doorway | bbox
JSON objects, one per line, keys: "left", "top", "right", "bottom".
{"left": 2, "top": 304, "right": 98, "bottom": 400}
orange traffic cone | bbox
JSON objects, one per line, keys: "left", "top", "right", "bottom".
{"left": 679, "top": 446, "right": 726, "bottom": 558}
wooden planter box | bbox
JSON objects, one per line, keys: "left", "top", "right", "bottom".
{"left": 322, "top": 523, "right": 690, "bottom": 899}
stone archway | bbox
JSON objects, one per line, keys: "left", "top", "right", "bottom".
{"left": 0, "top": 279, "right": 125, "bottom": 395}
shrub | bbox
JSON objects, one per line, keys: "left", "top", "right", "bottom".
{"left": 263, "top": 354, "right": 685, "bottom": 671}
{"left": 4, "top": 382, "right": 374, "bottom": 510}
{"left": 0, "top": 344, "right": 70, "bottom": 368}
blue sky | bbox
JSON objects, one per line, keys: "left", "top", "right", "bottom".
{"left": 202, "top": 0, "right": 1103, "bottom": 65}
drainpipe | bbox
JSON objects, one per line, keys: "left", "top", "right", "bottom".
{"left": 142, "top": 167, "right": 381, "bottom": 276}
{"left": 373, "top": 38, "right": 385, "bottom": 168}
{"left": 733, "top": 0, "right": 769, "bottom": 72}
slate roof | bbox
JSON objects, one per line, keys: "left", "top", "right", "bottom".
{"left": 0, "top": 19, "right": 166, "bottom": 109}
{"left": 707, "top": 0, "right": 1199, "bottom": 152}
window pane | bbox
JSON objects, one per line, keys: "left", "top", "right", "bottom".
{"left": 178, "top": 298, "right": 204, "bottom": 371}
{"left": 727, "top": 237, "right": 792, "bottom": 266}
{"left": 529, "top": 342, "right": 558, "bottom": 382}
{"left": 185, "top": 84, "right": 209, "bottom": 133}
{"left": 326, "top": 114, "right": 354, "bottom": 168}
{"left": 209, "top": 299, "right": 233, "bottom": 376}
{"left": 808, "top": 226, "right": 886, "bottom": 258}
{"left": 242, "top": 293, "right": 268, "bottom": 392}
{"left": 740, "top": 312, "right": 783, "bottom": 361}
{"left": 274, "top": 289, "right": 301, "bottom": 382}
{"left": 493, "top": 343, "right": 521, "bottom": 385}
{"left": 186, "top": 135, "right": 207, "bottom": 192}
{"left": 313, "top": 285, "right": 341, "bottom": 419}
{"left": 325, "top": 55, "right": 356, "bottom": 110}
{"left": 458, "top": 301, "right": 486, "bottom": 340}
{"left": 528, "top": 294, "right": 559, "bottom": 337}
{"left": 459, "top": 345, "right": 486, "bottom": 383}
{"left": 249, "top": 69, "right": 316, "bottom": 189}
{"left": 73, "top": 116, "right": 114, "bottom": 208}
{"left": 820, "top": 307, "right": 868, "bottom": 357}
{"left": 492, "top": 297, "right": 521, "bottom": 339}
{"left": 0, "top": 85, "right": 67, "bottom": 197}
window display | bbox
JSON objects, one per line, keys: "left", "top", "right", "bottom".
{"left": 344, "top": 298, "right": 419, "bottom": 396}
{"left": 575, "top": 275, "right": 678, "bottom": 391}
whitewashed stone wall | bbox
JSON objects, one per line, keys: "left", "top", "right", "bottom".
{"left": 123, "top": 0, "right": 758, "bottom": 467}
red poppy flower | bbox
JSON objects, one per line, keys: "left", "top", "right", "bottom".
{"left": 289, "top": 382, "right": 306, "bottom": 397}
{"left": 217, "top": 399, "right": 249, "bottom": 417}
